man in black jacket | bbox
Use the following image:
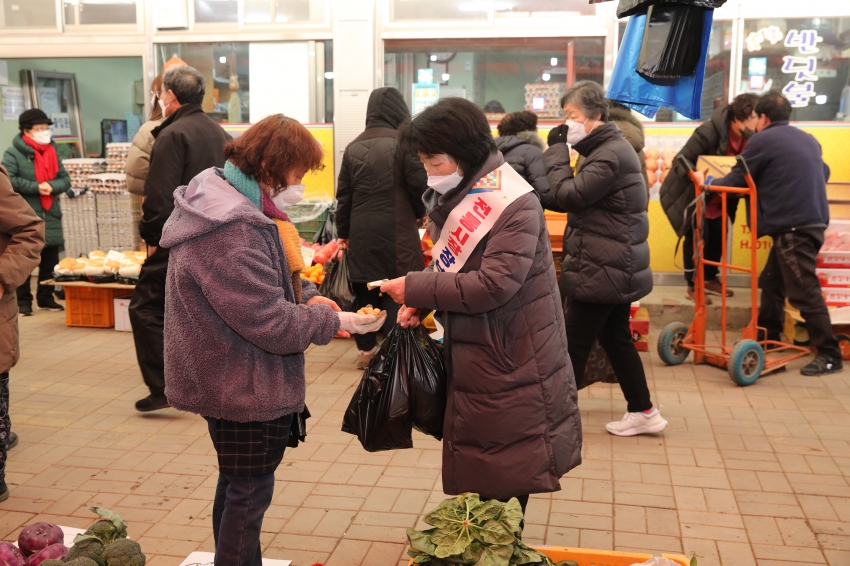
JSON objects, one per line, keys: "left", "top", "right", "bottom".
{"left": 335, "top": 87, "right": 428, "bottom": 369}
{"left": 661, "top": 93, "right": 759, "bottom": 303}
{"left": 700, "top": 92, "right": 841, "bottom": 376}
{"left": 130, "top": 65, "right": 231, "bottom": 411}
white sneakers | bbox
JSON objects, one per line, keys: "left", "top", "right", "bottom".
{"left": 605, "top": 408, "right": 668, "bottom": 436}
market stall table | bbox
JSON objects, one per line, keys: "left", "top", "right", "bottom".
{"left": 41, "top": 279, "right": 135, "bottom": 328}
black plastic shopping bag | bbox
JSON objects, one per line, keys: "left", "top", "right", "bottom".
{"left": 403, "top": 325, "right": 446, "bottom": 440}
{"left": 342, "top": 324, "right": 446, "bottom": 451}
{"left": 313, "top": 204, "right": 336, "bottom": 244}
{"left": 319, "top": 250, "right": 356, "bottom": 312}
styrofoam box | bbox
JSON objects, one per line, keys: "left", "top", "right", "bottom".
{"left": 114, "top": 296, "right": 132, "bottom": 332}
{"left": 823, "top": 287, "right": 850, "bottom": 306}
{"left": 179, "top": 552, "right": 291, "bottom": 566}
{"left": 817, "top": 268, "right": 850, "bottom": 288}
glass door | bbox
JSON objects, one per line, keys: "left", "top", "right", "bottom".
{"left": 20, "top": 70, "right": 85, "bottom": 158}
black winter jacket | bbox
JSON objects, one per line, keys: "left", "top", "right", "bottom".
{"left": 712, "top": 121, "right": 830, "bottom": 238}
{"left": 543, "top": 122, "right": 652, "bottom": 304}
{"left": 660, "top": 106, "right": 737, "bottom": 235}
{"left": 336, "top": 87, "right": 428, "bottom": 282}
{"left": 494, "top": 134, "right": 552, "bottom": 209}
{"left": 139, "top": 104, "right": 231, "bottom": 247}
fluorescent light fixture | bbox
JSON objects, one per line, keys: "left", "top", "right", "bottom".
{"left": 495, "top": 1, "right": 515, "bottom": 9}
{"left": 542, "top": 73, "right": 551, "bottom": 81}
{"left": 551, "top": 57, "right": 558, "bottom": 66}
{"left": 430, "top": 54, "right": 437, "bottom": 62}
{"left": 324, "top": 71, "right": 334, "bottom": 80}
{"left": 815, "top": 95, "right": 827, "bottom": 104}
{"left": 442, "top": 73, "right": 450, "bottom": 81}
{"left": 219, "top": 56, "right": 226, "bottom": 63}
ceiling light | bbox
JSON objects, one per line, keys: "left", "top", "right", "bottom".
{"left": 551, "top": 57, "right": 558, "bottom": 66}
{"left": 815, "top": 94, "right": 827, "bottom": 104}
{"left": 430, "top": 54, "right": 437, "bottom": 62}
{"left": 442, "top": 73, "right": 450, "bottom": 81}
{"left": 542, "top": 73, "right": 551, "bottom": 81}
{"left": 219, "top": 56, "right": 226, "bottom": 63}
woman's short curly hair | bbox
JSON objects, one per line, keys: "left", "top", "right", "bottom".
{"left": 497, "top": 111, "right": 539, "bottom": 137}
{"left": 223, "top": 114, "right": 324, "bottom": 194}
{"left": 399, "top": 98, "right": 496, "bottom": 182}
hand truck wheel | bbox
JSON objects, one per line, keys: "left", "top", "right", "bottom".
{"left": 657, "top": 322, "right": 690, "bottom": 366}
{"left": 728, "top": 340, "right": 764, "bottom": 386}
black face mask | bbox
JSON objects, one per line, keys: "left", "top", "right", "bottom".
{"left": 740, "top": 127, "right": 755, "bottom": 139}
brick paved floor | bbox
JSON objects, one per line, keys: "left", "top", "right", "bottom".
{"left": 3, "top": 310, "right": 850, "bottom": 566}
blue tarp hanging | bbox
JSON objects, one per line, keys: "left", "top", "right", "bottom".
{"left": 606, "top": 9, "right": 713, "bottom": 120}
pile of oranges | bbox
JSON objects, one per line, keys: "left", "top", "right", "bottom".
{"left": 301, "top": 263, "right": 325, "bottom": 285}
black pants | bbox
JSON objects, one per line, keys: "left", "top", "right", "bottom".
{"left": 0, "top": 372, "right": 8, "bottom": 485}
{"left": 564, "top": 300, "right": 652, "bottom": 413}
{"left": 129, "top": 247, "right": 169, "bottom": 397}
{"left": 759, "top": 229, "right": 840, "bottom": 359}
{"left": 15, "top": 245, "right": 60, "bottom": 307}
{"left": 683, "top": 216, "right": 723, "bottom": 286}
{"left": 351, "top": 283, "right": 401, "bottom": 351}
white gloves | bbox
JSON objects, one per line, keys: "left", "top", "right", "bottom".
{"left": 338, "top": 311, "right": 386, "bottom": 334}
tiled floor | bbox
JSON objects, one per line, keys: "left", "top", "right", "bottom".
{"left": 3, "top": 309, "right": 850, "bottom": 566}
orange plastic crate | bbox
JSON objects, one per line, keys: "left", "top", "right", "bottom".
{"left": 409, "top": 546, "right": 689, "bottom": 566}
{"left": 65, "top": 286, "right": 128, "bottom": 328}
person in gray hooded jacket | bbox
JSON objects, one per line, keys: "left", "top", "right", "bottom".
{"left": 544, "top": 81, "right": 663, "bottom": 438}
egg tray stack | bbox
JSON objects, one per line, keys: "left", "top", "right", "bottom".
{"left": 524, "top": 83, "right": 566, "bottom": 119}
{"left": 63, "top": 158, "right": 108, "bottom": 190}
{"left": 105, "top": 142, "right": 132, "bottom": 173}
{"left": 59, "top": 191, "right": 100, "bottom": 260}
{"left": 94, "top": 191, "right": 142, "bottom": 252}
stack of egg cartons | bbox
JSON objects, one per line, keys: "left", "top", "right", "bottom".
{"left": 105, "top": 142, "right": 132, "bottom": 172}
{"left": 89, "top": 173, "right": 142, "bottom": 252}
{"left": 60, "top": 158, "right": 106, "bottom": 259}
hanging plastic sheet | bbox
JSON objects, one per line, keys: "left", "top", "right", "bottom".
{"left": 606, "top": 8, "right": 713, "bottom": 120}
{"left": 637, "top": 3, "right": 706, "bottom": 79}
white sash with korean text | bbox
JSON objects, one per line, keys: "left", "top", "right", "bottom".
{"left": 433, "top": 163, "right": 534, "bottom": 273}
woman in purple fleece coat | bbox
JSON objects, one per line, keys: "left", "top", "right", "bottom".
{"left": 159, "top": 115, "right": 384, "bottom": 566}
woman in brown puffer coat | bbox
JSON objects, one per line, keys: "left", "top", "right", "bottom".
{"left": 125, "top": 73, "right": 165, "bottom": 196}
{"left": 381, "top": 98, "right": 581, "bottom": 514}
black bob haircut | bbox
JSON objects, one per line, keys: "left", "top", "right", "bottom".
{"left": 399, "top": 97, "right": 497, "bottom": 183}
{"left": 755, "top": 91, "right": 792, "bottom": 123}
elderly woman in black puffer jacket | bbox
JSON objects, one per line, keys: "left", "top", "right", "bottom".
{"left": 543, "top": 81, "right": 663, "bottom": 438}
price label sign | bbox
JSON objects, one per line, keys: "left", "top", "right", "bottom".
{"left": 301, "top": 246, "right": 316, "bottom": 266}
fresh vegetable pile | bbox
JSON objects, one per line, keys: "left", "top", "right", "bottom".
{"left": 0, "top": 508, "right": 144, "bottom": 566}
{"left": 407, "top": 493, "right": 577, "bottom": 566}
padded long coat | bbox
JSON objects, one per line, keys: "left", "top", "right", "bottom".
{"left": 405, "top": 151, "right": 582, "bottom": 500}
{"left": 543, "top": 122, "right": 652, "bottom": 304}
{"left": 336, "top": 87, "right": 428, "bottom": 282}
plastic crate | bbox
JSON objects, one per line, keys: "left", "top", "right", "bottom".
{"left": 65, "top": 286, "right": 128, "bottom": 328}
{"left": 294, "top": 210, "right": 328, "bottom": 241}
{"left": 409, "top": 546, "right": 689, "bottom": 566}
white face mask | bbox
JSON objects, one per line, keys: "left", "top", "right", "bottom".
{"left": 427, "top": 157, "right": 464, "bottom": 195}
{"left": 158, "top": 99, "right": 168, "bottom": 118}
{"left": 272, "top": 184, "right": 306, "bottom": 209}
{"left": 31, "top": 130, "right": 52, "bottom": 145}
{"left": 565, "top": 119, "right": 598, "bottom": 146}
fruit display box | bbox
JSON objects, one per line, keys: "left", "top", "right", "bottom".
{"left": 817, "top": 268, "right": 850, "bottom": 287}
{"left": 631, "top": 307, "right": 650, "bottom": 352}
{"left": 823, "top": 287, "right": 850, "bottom": 306}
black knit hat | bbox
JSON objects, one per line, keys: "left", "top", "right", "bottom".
{"left": 18, "top": 108, "right": 53, "bottom": 130}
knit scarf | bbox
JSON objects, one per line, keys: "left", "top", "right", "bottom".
{"left": 22, "top": 134, "right": 58, "bottom": 213}
{"left": 223, "top": 160, "right": 305, "bottom": 303}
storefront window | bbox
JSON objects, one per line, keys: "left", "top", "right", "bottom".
{"left": 385, "top": 37, "right": 604, "bottom": 119}
{"left": 194, "top": 0, "right": 238, "bottom": 24}
{"left": 740, "top": 17, "right": 850, "bottom": 121}
{"left": 1, "top": 0, "right": 57, "bottom": 28}
{"left": 243, "top": 0, "right": 325, "bottom": 24}
{"left": 64, "top": 0, "right": 136, "bottom": 25}
{"left": 390, "top": 0, "right": 595, "bottom": 21}
{"left": 156, "top": 41, "right": 333, "bottom": 124}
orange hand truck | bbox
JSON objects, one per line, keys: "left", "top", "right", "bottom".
{"left": 656, "top": 155, "right": 810, "bottom": 385}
